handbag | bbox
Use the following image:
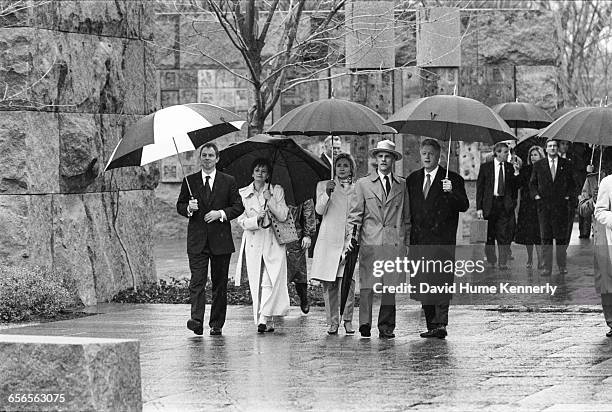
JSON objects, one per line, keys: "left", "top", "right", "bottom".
{"left": 267, "top": 210, "right": 299, "bottom": 245}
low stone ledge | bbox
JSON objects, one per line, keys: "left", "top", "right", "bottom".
{"left": 0, "top": 334, "right": 141, "bottom": 412}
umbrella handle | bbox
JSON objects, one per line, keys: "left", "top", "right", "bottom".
{"left": 599, "top": 147, "right": 603, "bottom": 183}
{"left": 590, "top": 145, "right": 596, "bottom": 165}
{"left": 445, "top": 134, "right": 451, "bottom": 179}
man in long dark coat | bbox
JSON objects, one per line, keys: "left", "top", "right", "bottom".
{"left": 407, "top": 139, "right": 469, "bottom": 339}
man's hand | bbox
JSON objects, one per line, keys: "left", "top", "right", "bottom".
{"left": 188, "top": 198, "right": 199, "bottom": 213}
{"left": 535, "top": 195, "right": 541, "bottom": 200}
{"left": 587, "top": 164, "right": 595, "bottom": 173}
{"left": 442, "top": 178, "right": 452, "bottom": 192}
{"left": 476, "top": 210, "right": 484, "bottom": 219}
{"left": 301, "top": 236, "right": 312, "bottom": 250}
{"left": 204, "top": 210, "right": 222, "bottom": 223}
{"left": 326, "top": 180, "right": 336, "bottom": 196}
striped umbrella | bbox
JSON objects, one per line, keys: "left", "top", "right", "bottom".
{"left": 104, "top": 103, "right": 245, "bottom": 172}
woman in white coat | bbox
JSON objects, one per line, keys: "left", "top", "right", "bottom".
{"left": 311, "top": 153, "right": 358, "bottom": 335}
{"left": 236, "top": 158, "right": 290, "bottom": 333}
{"left": 592, "top": 174, "right": 612, "bottom": 337}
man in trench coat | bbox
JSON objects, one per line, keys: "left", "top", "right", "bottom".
{"left": 347, "top": 140, "right": 410, "bottom": 339}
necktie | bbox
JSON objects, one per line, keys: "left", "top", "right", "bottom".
{"left": 497, "top": 162, "right": 505, "bottom": 196}
{"left": 384, "top": 175, "right": 391, "bottom": 197}
{"left": 550, "top": 159, "right": 556, "bottom": 181}
{"left": 204, "top": 176, "right": 212, "bottom": 201}
{"left": 423, "top": 174, "right": 431, "bottom": 199}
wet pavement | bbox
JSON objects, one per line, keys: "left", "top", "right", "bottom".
{"left": 2, "top": 303, "right": 612, "bottom": 411}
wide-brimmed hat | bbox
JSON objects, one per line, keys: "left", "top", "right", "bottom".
{"left": 369, "top": 139, "right": 402, "bottom": 160}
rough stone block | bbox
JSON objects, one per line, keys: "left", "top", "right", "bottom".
{"left": 0, "top": 28, "right": 148, "bottom": 114}
{"left": 417, "top": 7, "right": 461, "bottom": 67}
{"left": 0, "top": 111, "right": 60, "bottom": 194}
{"left": 345, "top": 1, "right": 395, "bottom": 69}
{"left": 516, "top": 66, "right": 557, "bottom": 113}
{"left": 0, "top": 334, "right": 141, "bottom": 412}
{"left": 52, "top": 190, "right": 157, "bottom": 305}
{"left": 460, "top": 66, "right": 514, "bottom": 106}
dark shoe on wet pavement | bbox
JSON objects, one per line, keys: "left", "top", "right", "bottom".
{"left": 327, "top": 325, "right": 339, "bottom": 335}
{"left": 606, "top": 329, "right": 612, "bottom": 338}
{"left": 257, "top": 323, "right": 267, "bottom": 333}
{"left": 187, "top": 319, "right": 203, "bottom": 336}
{"left": 559, "top": 268, "right": 568, "bottom": 275}
{"left": 434, "top": 327, "right": 448, "bottom": 339}
{"left": 420, "top": 329, "right": 437, "bottom": 338}
{"left": 359, "top": 324, "right": 371, "bottom": 338}
{"left": 379, "top": 330, "right": 395, "bottom": 339}
{"left": 209, "top": 327, "right": 222, "bottom": 336}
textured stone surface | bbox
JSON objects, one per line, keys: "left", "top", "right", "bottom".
{"left": 345, "top": 1, "right": 395, "bottom": 69}
{"left": 0, "top": 28, "right": 151, "bottom": 114}
{"left": 417, "top": 7, "right": 461, "bottom": 67}
{"left": 0, "top": 334, "right": 141, "bottom": 412}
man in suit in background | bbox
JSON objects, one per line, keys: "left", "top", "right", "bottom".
{"left": 177, "top": 142, "right": 245, "bottom": 336}
{"left": 476, "top": 142, "right": 520, "bottom": 270}
{"left": 347, "top": 140, "right": 410, "bottom": 339}
{"left": 529, "top": 138, "right": 577, "bottom": 276}
{"left": 319, "top": 135, "right": 342, "bottom": 169}
{"left": 407, "top": 139, "right": 469, "bottom": 339}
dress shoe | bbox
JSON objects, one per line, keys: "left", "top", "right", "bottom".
{"left": 359, "top": 324, "right": 371, "bottom": 338}
{"left": 257, "top": 323, "right": 267, "bottom": 333}
{"left": 187, "top": 318, "right": 203, "bottom": 336}
{"left": 420, "top": 329, "right": 437, "bottom": 338}
{"left": 606, "top": 328, "right": 612, "bottom": 338}
{"left": 265, "top": 325, "right": 275, "bottom": 333}
{"left": 343, "top": 321, "right": 355, "bottom": 335}
{"left": 379, "top": 330, "right": 395, "bottom": 339}
{"left": 559, "top": 268, "right": 568, "bottom": 275}
{"left": 209, "top": 327, "right": 222, "bottom": 336}
{"left": 300, "top": 299, "right": 310, "bottom": 314}
{"left": 526, "top": 261, "right": 533, "bottom": 269}
{"left": 434, "top": 326, "right": 448, "bottom": 339}
{"left": 327, "top": 324, "right": 339, "bottom": 335}
{"left": 540, "top": 269, "right": 551, "bottom": 277}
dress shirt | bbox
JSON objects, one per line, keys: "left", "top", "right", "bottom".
{"left": 378, "top": 170, "right": 393, "bottom": 196}
{"left": 187, "top": 168, "right": 227, "bottom": 221}
{"left": 494, "top": 157, "right": 505, "bottom": 196}
{"left": 422, "top": 165, "right": 439, "bottom": 191}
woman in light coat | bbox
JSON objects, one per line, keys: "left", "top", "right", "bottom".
{"left": 591, "top": 169, "right": 612, "bottom": 338}
{"left": 236, "top": 158, "right": 290, "bottom": 333}
{"left": 311, "top": 153, "right": 358, "bottom": 335}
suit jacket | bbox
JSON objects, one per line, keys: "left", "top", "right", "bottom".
{"left": 406, "top": 167, "right": 469, "bottom": 245}
{"left": 476, "top": 160, "right": 518, "bottom": 218}
{"left": 176, "top": 170, "right": 244, "bottom": 255}
{"left": 529, "top": 156, "right": 577, "bottom": 209}
{"left": 320, "top": 153, "right": 332, "bottom": 169}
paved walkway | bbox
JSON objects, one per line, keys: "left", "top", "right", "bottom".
{"left": 3, "top": 304, "right": 612, "bottom": 411}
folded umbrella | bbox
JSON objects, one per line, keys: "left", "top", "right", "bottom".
{"left": 217, "top": 134, "right": 330, "bottom": 206}
{"left": 340, "top": 225, "right": 359, "bottom": 317}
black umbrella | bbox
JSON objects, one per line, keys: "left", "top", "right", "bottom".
{"left": 340, "top": 225, "right": 359, "bottom": 317}
{"left": 217, "top": 134, "right": 330, "bottom": 205}
{"left": 491, "top": 101, "right": 554, "bottom": 130}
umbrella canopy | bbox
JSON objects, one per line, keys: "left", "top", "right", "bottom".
{"left": 104, "top": 103, "right": 245, "bottom": 171}
{"left": 514, "top": 130, "right": 546, "bottom": 163}
{"left": 217, "top": 134, "right": 330, "bottom": 205}
{"left": 267, "top": 98, "right": 396, "bottom": 136}
{"left": 384, "top": 95, "right": 515, "bottom": 144}
{"left": 539, "top": 107, "right": 612, "bottom": 145}
{"left": 552, "top": 106, "right": 580, "bottom": 120}
{"left": 491, "top": 101, "right": 553, "bottom": 129}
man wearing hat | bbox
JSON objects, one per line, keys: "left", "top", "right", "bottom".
{"left": 529, "top": 138, "right": 577, "bottom": 276}
{"left": 347, "top": 139, "right": 410, "bottom": 339}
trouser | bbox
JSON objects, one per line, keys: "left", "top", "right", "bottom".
{"left": 485, "top": 198, "right": 514, "bottom": 266}
{"left": 322, "top": 278, "right": 355, "bottom": 326}
{"left": 188, "top": 246, "right": 231, "bottom": 329}
{"left": 422, "top": 302, "right": 450, "bottom": 331}
{"left": 541, "top": 240, "right": 567, "bottom": 273}
{"left": 359, "top": 288, "right": 395, "bottom": 333}
{"left": 603, "top": 293, "right": 612, "bottom": 328}
{"left": 579, "top": 214, "right": 592, "bottom": 237}
{"left": 538, "top": 206, "right": 568, "bottom": 273}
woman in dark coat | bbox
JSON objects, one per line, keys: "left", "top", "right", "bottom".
{"left": 515, "top": 145, "right": 545, "bottom": 269}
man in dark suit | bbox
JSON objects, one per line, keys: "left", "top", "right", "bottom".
{"left": 476, "top": 142, "right": 519, "bottom": 269}
{"left": 529, "top": 138, "right": 577, "bottom": 276}
{"left": 177, "top": 142, "right": 244, "bottom": 336}
{"left": 407, "top": 139, "right": 469, "bottom": 339}
{"left": 319, "top": 135, "right": 341, "bottom": 170}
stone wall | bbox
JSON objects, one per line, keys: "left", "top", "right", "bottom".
{"left": 0, "top": 1, "right": 158, "bottom": 304}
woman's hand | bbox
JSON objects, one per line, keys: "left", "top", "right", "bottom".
{"left": 263, "top": 189, "right": 272, "bottom": 201}
{"left": 326, "top": 180, "right": 336, "bottom": 196}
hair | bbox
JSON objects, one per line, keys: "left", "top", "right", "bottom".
{"left": 420, "top": 138, "right": 441, "bottom": 153}
{"left": 199, "top": 142, "right": 219, "bottom": 157}
{"left": 527, "top": 145, "right": 545, "bottom": 165}
{"left": 250, "top": 157, "right": 273, "bottom": 178}
{"left": 334, "top": 152, "right": 356, "bottom": 180}
{"left": 493, "top": 142, "right": 509, "bottom": 154}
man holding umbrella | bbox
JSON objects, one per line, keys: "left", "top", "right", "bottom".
{"left": 347, "top": 140, "right": 410, "bottom": 339}
{"left": 177, "top": 143, "right": 245, "bottom": 336}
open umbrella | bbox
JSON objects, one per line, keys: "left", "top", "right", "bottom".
{"left": 539, "top": 106, "right": 612, "bottom": 180}
{"left": 104, "top": 103, "right": 245, "bottom": 196}
{"left": 267, "top": 98, "right": 396, "bottom": 179}
{"left": 492, "top": 100, "right": 553, "bottom": 130}
{"left": 217, "top": 134, "right": 330, "bottom": 205}
{"left": 384, "top": 94, "right": 515, "bottom": 177}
